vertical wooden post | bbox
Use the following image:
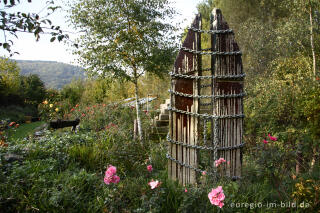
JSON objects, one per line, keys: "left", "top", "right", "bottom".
{"left": 133, "top": 119, "right": 138, "bottom": 139}
{"left": 211, "top": 8, "right": 244, "bottom": 178}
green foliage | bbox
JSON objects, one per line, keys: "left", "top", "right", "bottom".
{"left": 0, "top": 1, "right": 69, "bottom": 54}
{"left": 70, "top": 0, "right": 177, "bottom": 81}
{"left": 197, "top": 0, "right": 320, "bottom": 79}
{"left": 0, "top": 105, "right": 37, "bottom": 123}
{"left": 60, "top": 79, "right": 85, "bottom": 108}
{"left": 2, "top": 1, "right": 320, "bottom": 212}
{"left": 0, "top": 58, "right": 21, "bottom": 102}
{"left": 6, "top": 121, "right": 44, "bottom": 141}
{"left": 20, "top": 74, "right": 46, "bottom": 105}
{"left": 1, "top": 102, "right": 320, "bottom": 212}
{"left": 0, "top": 58, "right": 47, "bottom": 122}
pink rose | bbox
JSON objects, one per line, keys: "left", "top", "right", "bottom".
{"left": 111, "top": 175, "right": 120, "bottom": 184}
{"left": 147, "top": 165, "right": 153, "bottom": 172}
{"left": 208, "top": 186, "right": 225, "bottom": 208}
{"left": 268, "top": 133, "right": 277, "bottom": 141}
{"left": 148, "top": 180, "right": 161, "bottom": 189}
{"left": 106, "top": 165, "right": 117, "bottom": 176}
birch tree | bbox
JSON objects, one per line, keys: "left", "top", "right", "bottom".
{"left": 69, "top": 0, "right": 177, "bottom": 141}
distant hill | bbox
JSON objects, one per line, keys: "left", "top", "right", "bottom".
{"left": 15, "top": 60, "right": 86, "bottom": 89}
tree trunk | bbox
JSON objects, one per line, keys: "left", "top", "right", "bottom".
{"left": 309, "top": 0, "right": 316, "bottom": 79}
{"left": 133, "top": 79, "right": 143, "bottom": 141}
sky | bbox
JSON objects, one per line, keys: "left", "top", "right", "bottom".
{"left": 0, "top": 0, "right": 203, "bottom": 65}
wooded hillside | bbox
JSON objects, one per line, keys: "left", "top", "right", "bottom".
{"left": 16, "top": 60, "right": 85, "bottom": 89}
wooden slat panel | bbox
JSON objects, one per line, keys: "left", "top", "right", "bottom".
{"left": 211, "top": 8, "right": 244, "bottom": 178}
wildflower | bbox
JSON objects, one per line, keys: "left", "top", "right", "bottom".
{"left": 208, "top": 186, "right": 225, "bottom": 208}
{"left": 202, "top": 171, "right": 207, "bottom": 175}
{"left": 49, "top": 104, "right": 53, "bottom": 108}
{"left": 105, "top": 165, "right": 117, "bottom": 176}
{"left": 104, "top": 165, "right": 120, "bottom": 185}
{"left": 75, "top": 104, "right": 79, "bottom": 107}
{"left": 71, "top": 108, "right": 75, "bottom": 112}
{"left": 215, "top": 158, "right": 226, "bottom": 167}
{"left": 148, "top": 179, "right": 161, "bottom": 189}
{"left": 55, "top": 108, "right": 59, "bottom": 112}
{"left": 111, "top": 175, "right": 120, "bottom": 184}
{"left": 106, "top": 123, "right": 117, "bottom": 129}
{"left": 42, "top": 100, "right": 48, "bottom": 105}
{"left": 185, "top": 188, "right": 188, "bottom": 192}
{"left": 268, "top": 133, "right": 277, "bottom": 141}
{"left": 9, "top": 122, "right": 16, "bottom": 126}
{"left": 147, "top": 165, "right": 153, "bottom": 172}
{"left": 263, "top": 139, "right": 268, "bottom": 144}
{"left": 81, "top": 113, "right": 86, "bottom": 117}
{"left": 104, "top": 175, "right": 112, "bottom": 184}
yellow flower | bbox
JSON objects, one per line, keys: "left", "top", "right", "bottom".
{"left": 55, "top": 108, "right": 59, "bottom": 112}
{"left": 49, "top": 104, "right": 53, "bottom": 108}
{"left": 42, "top": 100, "right": 48, "bottom": 105}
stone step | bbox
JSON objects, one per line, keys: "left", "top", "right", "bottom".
{"left": 160, "top": 103, "right": 167, "bottom": 110}
{"left": 152, "top": 126, "right": 168, "bottom": 134}
{"left": 160, "top": 108, "right": 169, "bottom": 115}
{"left": 165, "top": 99, "right": 170, "bottom": 105}
{"left": 200, "top": 109, "right": 212, "bottom": 114}
{"left": 155, "top": 120, "right": 169, "bottom": 127}
{"left": 159, "top": 114, "right": 169, "bottom": 120}
{"left": 149, "top": 132, "right": 167, "bottom": 140}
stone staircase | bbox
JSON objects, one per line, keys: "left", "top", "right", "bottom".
{"left": 150, "top": 99, "right": 170, "bottom": 139}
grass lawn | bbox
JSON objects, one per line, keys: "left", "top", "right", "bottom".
{"left": 6, "top": 121, "right": 46, "bottom": 141}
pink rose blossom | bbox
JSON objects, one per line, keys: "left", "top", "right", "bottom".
{"left": 111, "top": 175, "right": 120, "bottom": 184}
{"left": 218, "top": 202, "right": 224, "bottom": 208}
{"left": 106, "top": 165, "right": 117, "bottom": 176}
{"left": 263, "top": 139, "right": 268, "bottom": 144}
{"left": 148, "top": 180, "right": 161, "bottom": 189}
{"left": 208, "top": 186, "right": 225, "bottom": 208}
{"left": 104, "top": 175, "right": 113, "bottom": 185}
{"left": 202, "top": 171, "right": 206, "bottom": 175}
{"left": 147, "top": 165, "right": 153, "bottom": 172}
{"left": 268, "top": 133, "right": 277, "bottom": 141}
{"left": 104, "top": 165, "right": 120, "bottom": 185}
{"left": 215, "top": 158, "right": 226, "bottom": 167}
{"left": 185, "top": 188, "right": 188, "bottom": 192}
